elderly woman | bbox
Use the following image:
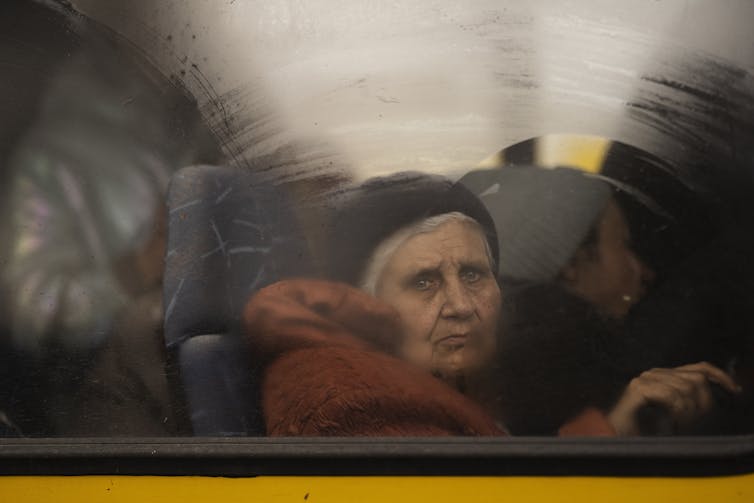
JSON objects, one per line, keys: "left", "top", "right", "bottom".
{"left": 242, "top": 172, "right": 611, "bottom": 435}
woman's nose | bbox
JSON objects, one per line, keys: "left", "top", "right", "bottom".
{"left": 440, "top": 280, "right": 475, "bottom": 319}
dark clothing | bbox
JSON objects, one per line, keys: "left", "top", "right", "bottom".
{"left": 475, "top": 283, "right": 632, "bottom": 435}
{"left": 324, "top": 172, "right": 499, "bottom": 286}
{"left": 490, "top": 273, "right": 754, "bottom": 436}
{"left": 624, "top": 228, "right": 754, "bottom": 434}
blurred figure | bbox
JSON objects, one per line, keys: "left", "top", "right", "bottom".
{"left": 0, "top": 30, "right": 219, "bottom": 435}
{"left": 0, "top": 0, "right": 85, "bottom": 436}
{"left": 5, "top": 50, "right": 180, "bottom": 355}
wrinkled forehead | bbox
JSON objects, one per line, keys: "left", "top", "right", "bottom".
{"left": 387, "top": 219, "right": 493, "bottom": 272}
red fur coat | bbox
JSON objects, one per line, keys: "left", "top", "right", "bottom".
{"left": 243, "top": 279, "right": 613, "bottom": 437}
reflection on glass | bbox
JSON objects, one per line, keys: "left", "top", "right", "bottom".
{"left": 0, "top": 1, "right": 752, "bottom": 440}
{"left": 0, "top": 1, "right": 219, "bottom": 436}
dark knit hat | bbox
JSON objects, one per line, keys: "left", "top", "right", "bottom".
{"left": 459, "top": 165, "right": 612, "bottom": 282}
{"left": 325, "top": 171, "right": 499, "bottom": 286}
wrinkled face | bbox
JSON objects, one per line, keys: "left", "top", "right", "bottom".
{"left": 375, "top": 220, "right": 501, "bottom": 384}
{"left": 565, "top": 199, "right": 655, "bottom": 318}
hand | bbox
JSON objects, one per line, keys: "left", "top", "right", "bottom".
{"left": 607, "top": 362, "right": 741, "bottom": 436}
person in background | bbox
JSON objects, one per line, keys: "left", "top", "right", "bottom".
{"left": 1, "top": 38, "right": 219, "bottom": 435}
{"left": 460, "top": 165, "right": 742, "bottom": 435}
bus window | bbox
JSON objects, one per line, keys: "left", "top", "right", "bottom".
{"left": 0, "top": 0, "right": 753, "bottom": 480}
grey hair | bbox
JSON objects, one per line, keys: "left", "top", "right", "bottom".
{"left": 360, "top": 211, "right": 495, "bottom": 296}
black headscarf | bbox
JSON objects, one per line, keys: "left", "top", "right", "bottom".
{"left": 324, "top": 171, "right": 499, "bottom": 286}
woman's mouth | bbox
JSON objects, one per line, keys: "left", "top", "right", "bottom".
{"left": 435, "top": 334, "right": 469, "bottom": 350}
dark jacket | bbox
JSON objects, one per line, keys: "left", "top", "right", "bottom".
{"left": 474, "top": 283, "right": 632, "bottom": 435}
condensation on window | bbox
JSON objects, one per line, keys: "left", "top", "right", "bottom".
{"left": 0, "top": 0, "right": 752, "bottom": 438}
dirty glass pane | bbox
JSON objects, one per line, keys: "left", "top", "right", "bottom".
{"left": 0, "top": 0, "right": 753, "bottom": 439}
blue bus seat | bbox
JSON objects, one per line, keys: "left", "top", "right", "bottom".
{"left": 163, "top": 164, "right": 312, "bottom": 435}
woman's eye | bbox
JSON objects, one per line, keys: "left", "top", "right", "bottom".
{"left": 414, "top": 278, "right": 434, "bottom": 291}
{"left": 461, "top": 270, "right": 481, "bottom": 283}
